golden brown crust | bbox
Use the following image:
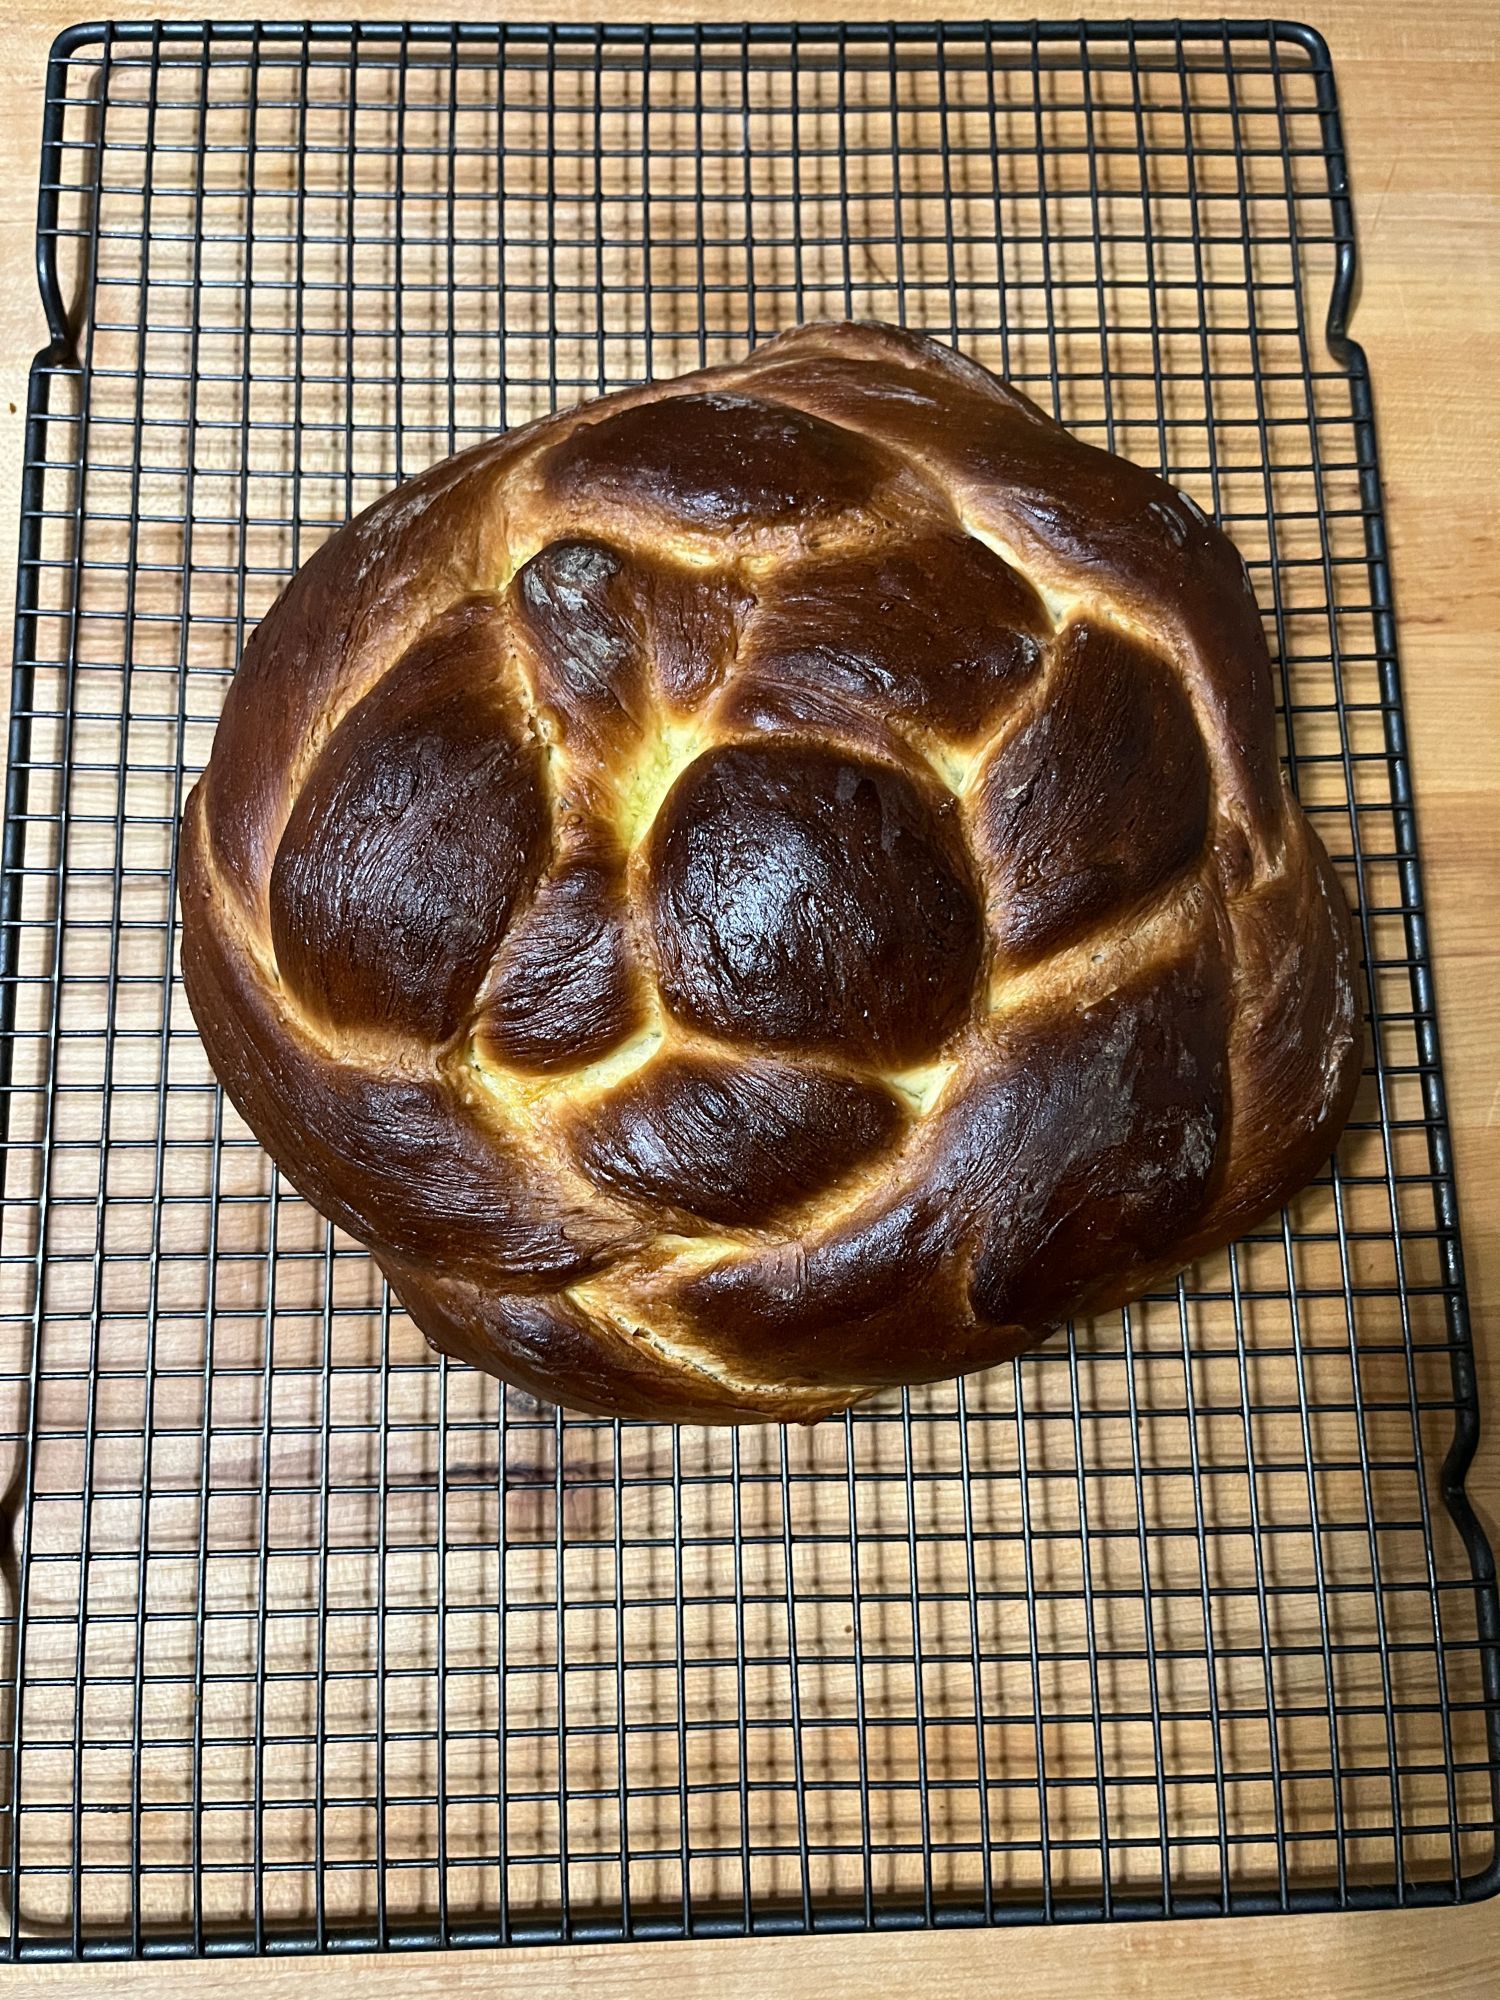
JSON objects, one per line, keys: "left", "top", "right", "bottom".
{"left": 179, "top": 322, "right": 1362, "bottom": 1424}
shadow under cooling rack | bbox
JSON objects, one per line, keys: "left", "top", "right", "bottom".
{"left": 0, "top": 16, "right": 1497, "bottom": 1961}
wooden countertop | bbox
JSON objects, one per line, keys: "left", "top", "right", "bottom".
{"left": 1, "top": 0, "right": 1496, "bottom": 1992}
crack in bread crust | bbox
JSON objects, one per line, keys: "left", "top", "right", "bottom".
{"left": 180, "top": 322, "right": 1361, "bottom": 1425}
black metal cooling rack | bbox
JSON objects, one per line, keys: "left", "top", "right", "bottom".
{"left": 1, "top": 15, "right": 1496, "bottom": 1963}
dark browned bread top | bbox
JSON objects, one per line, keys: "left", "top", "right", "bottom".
{"left": 178, "top": 323, "right": 1361, "bottom": 1422}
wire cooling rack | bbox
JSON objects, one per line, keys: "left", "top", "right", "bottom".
{"left": 1, "top": 16, "right": 1496, "bottom": 1963}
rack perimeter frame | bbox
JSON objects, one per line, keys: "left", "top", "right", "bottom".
{"left": 1, "top": 12, "right": 1497, "bottom": 1961}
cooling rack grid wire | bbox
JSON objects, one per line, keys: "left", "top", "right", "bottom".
{"left": 0, "top": 17, "right": 1496, "bottom": 1961}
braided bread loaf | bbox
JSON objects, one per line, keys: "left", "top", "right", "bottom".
{"left": 179, "top": 323, "right": 1360, "bottom": 1422}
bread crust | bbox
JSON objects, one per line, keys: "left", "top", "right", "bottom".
{"left": 179, "top": 323, "right": 1361, "bottom": 1422}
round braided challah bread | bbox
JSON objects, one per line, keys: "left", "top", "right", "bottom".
{"left": 180, "top": 322, "right": 1361, "bottom": 1423}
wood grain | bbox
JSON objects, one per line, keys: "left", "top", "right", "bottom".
{"left": 0, "top": 1, "right": 1496, "bottom": 1994}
